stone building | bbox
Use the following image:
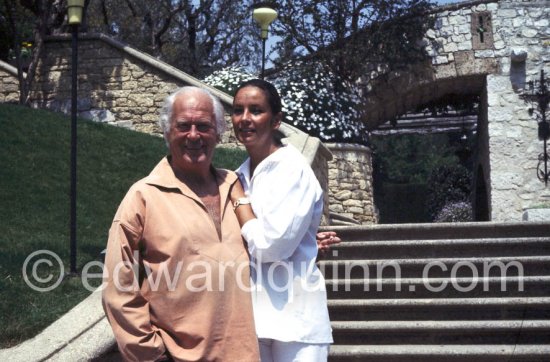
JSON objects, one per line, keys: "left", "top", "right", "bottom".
{"left": 359, "top": 0, "right": 550, "bottom": 221}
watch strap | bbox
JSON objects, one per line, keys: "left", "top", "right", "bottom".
{"left": 233, "top": 197, "right": 251, "bottom": 211}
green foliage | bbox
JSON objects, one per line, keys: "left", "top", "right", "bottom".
{"left": 426, "top": 165, "right": 472, "bottom": 220}
{"left": 376, "top": 183, "right": 430, "bottom": 223}
{"left": 213, "top": 146, "right": 247, "bottom": 171}
{"left": 371, "top": 133, "right": 460, "bottom": 184}
{"left": 0, "top": 0, "right": 35, "bottom": 61}
{"left": 434, "top": 201, "right": 473, "bottom": 223}
{"left": 0, "top": 104, "right": 244, "bottom": 347}
{"left": 371, "top": 133, "right": 473, "bottom": 223}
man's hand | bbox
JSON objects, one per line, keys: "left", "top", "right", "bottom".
{"left": 316, "top": 231, "right": 341, "bottom": 253}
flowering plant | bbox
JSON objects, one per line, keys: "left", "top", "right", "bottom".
{"left": 202, "top": 63, "right": 368, "bottom": 144}
{"left": 202, "top": 67, "right": 255, "bottom": 96}
{"left": 434, "top": 201, "right": 473, "bottom": 223}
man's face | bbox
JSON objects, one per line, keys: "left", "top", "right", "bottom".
{"left": 168, "top": 92, "right": 218, "bottom": 172}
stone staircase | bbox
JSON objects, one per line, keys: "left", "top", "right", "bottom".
{"left": 318, "top": 221, "right": 550, "bottom": 362}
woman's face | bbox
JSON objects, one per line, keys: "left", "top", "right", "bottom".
{"left": 231, "top": 86, "right": 281, "bottom": 149}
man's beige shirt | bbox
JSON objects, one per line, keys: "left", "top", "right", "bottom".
{"left": 102, "top": 157, "right": 259, "bottom": 362}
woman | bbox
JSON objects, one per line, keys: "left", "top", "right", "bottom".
{"left": 230, "top": 79, "right": 333, "bottom": 362}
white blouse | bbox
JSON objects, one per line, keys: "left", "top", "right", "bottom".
{"left": 236, "top": 144, "right": 333, "bottom": 344}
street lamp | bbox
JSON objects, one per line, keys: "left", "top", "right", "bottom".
{"left": 252, "top": 2, "right": 277, "bottom": 79}
{"left": 68, "top": 0, "right": 84, "bottom": 275}
{"left": 524, "top": 69, "right": 550, "bottom": 186}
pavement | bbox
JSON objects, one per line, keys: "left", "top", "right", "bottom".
{"left": 0, "top": 289, "right": 115, "bottom": 362}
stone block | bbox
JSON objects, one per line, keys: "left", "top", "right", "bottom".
{"left": 334, "top": 190, "right": 352, "bottom": 201}
{"left": 348, "top": 207, "right": 364, "bottom": 214}
{"left": 522, "top": 208, "right": 550, "bottom": 221}
{"left": 81, "top": 109, "right": 116, "bottom": 123}
{"left": 329, "top": 204, "right": 344, "bottom": 213}
{"left": 343, "top": 200, "right": 363, "bottom": 207}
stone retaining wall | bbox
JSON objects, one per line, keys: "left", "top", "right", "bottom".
{"left": 326, "top": 143, "right": 377, "bottom": 224}
{"left": 0, "top": 60, "right": 20, "bottom": 103}
{"left": 28, "top": 34, "right": 242, "bottom": 144}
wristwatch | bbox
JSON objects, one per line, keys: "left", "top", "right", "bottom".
{"left": 233, "top": 197, "right": 251, "bottom": 211}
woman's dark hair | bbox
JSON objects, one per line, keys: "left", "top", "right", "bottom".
{"left": 235, "top": 79, "right": 283, "bottom": 115}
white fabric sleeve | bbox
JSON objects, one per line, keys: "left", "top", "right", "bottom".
{"left": 241, "top": 166, "right": 320, "bottom": 262}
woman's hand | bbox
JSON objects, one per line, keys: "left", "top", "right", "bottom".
{"left": 316, "top": 231, "right": 341, "bottom": 253}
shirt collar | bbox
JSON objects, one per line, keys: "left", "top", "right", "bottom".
{"left": 235, "top": 157, "right": 252, "bottom": 187}
{"left": 144, "top": 156, "right": 238, "bottom": 206}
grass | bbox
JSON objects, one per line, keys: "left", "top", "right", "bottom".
{"left": 0, "top": 103, "right": 247, "bottom": 348}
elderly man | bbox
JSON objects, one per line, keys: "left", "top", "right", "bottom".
{"left": 102, "top": 86, "right": 259, "bottom": 361}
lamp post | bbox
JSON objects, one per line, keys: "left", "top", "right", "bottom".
{"left": 525, "top": 69, "right": 550, "bottom": 186}
{"left": 68, "top": 0, "right": 84, "bottom": 275}
{"left": 252, "top": 2, "right": 277, "bottom": 79}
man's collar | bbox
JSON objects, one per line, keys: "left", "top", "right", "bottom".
{"left": 144, "top": 156, "right": 237, "bottom": 196}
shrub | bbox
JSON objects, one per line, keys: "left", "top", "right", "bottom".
{"left": 434, "top": 201, "right": 473, "bottom": 222}
{"left": 202, "top": 67, "right": 255, "bottom": 96}
{"left": 272, "top": 62, "right": 368, "bottom": 144}
{"left": 202, "top": 63, "right": 368, "bottom": 144}
{"left": 426, "top": 165, "right": 472, "bottom": 220}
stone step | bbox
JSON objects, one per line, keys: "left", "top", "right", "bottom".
{"left": 327, "top": 297, "right": 550, "bottom": 321}
{"left": 319, "top": 222, "right": 550, "bottom": 242}
{"left": 328, "top": 344, "right": 550, "bottom": 362}
{"left": 319, "top": 255, "right": 550, "bottom": 279}
{"left": 331, "top": 320, "right": 550, "bottom": 345}
{"left": 321, "top": 223, "right": 550, "bottom": 362}
{"left": 325, "top": 276, "right": 550, "bottom": 299}
{"left": 321, "top": 237, "right": 550, "bottom": 260}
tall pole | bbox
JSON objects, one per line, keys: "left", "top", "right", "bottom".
{"left": 261, "top": 38, "right": 266, "bottom": 79}
{"left": 70, "top": 23, "right": 78, "bottom": 275}
{"left": 544, "top": 138, "right": 548, "bottom": 186}
{"left": 252, "top": 3, "right": 277, "bottom": 80}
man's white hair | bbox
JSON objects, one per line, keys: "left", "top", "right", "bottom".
{"left": 159, "top": 86, "right": 226, "bottom": 144}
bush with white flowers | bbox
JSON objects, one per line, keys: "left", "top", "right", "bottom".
{"left": 202, "top": 67, "right": 256, "bottom": 96}
{"left": 202, "top": 63, "right": 368, "bottom": 144}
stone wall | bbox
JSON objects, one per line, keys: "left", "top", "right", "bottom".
{"left": 425, "top": 0, "right": 550, "bottom": 221}
{"left": 28, "top": 34, "right": 241, "bottom": 143}
{"left": 0, "top": 60, "right": 20, "bottom": 103}
{"left": 326, "top": 143, "right": 377, "bottom": 224}
{"left": 484, "top": 0, "right": 549, "bottom": 220}
{"left": 366, "top": 0, "right": 549, "bottom": 222}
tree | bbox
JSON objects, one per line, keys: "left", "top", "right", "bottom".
{"left": 1, "top": 0, "right": 261, "bottom": 103}
{"left": 1, "top": 0, "right": 66, "bottom": 105}
{"left": 270, "top": 0, "right": 435, "bottom": 84}
{"left": 85, "top": 0, "right": 260, "bottom": 77}
{"left": 371, "top": 133, "right": 460, "bottom": 184}
{"left": 426, "top": 164, "right": 472, "bottom": 220}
